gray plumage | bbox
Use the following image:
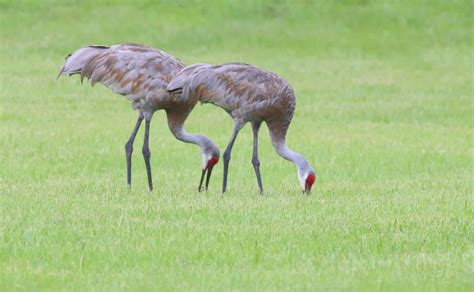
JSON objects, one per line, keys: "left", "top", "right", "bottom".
{"left": 58, "top": 44, "right": 220, "bottom": 191}
{"left": 168, "top": 63, "right": 316, "bottom": 193}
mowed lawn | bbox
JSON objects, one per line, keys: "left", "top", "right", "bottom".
{"left": 1, "top": 0, "right": 472, "bottom": 290}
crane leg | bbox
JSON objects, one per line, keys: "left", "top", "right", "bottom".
{"left": 125, "top": 114, "right": 144, "bottom": 187}
{"left": 251, "top": 122, "right": 264, "bottom": 194}
{"left": 222, "top": 122, "right": 244, "bottom": 193}
{"left": 142, "top": 119, "right": 153, "bottom": 191}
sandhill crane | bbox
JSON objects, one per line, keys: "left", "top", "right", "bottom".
{"left": 167, "top": 63, "right": 316, "bottom": 194}
{"left": 57, "top": 44, "right": 220, "bottom": 191}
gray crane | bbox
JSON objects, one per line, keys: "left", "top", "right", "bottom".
{"left": 167, "top": 63, "right": 316, "bottom": 193}
{"left": 58, "top": 44, "right": 220, "bottom": 191}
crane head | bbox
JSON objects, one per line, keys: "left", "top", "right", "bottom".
{"left": 206, "top": 156, "right": 219, "bottom": 169}
{"left": 304, "top": 172, "right": 316, "bottom": 194}
{"left": 296, "top": 161, "right": 316, "bottom": 194}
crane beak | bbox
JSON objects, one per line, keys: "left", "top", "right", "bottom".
{"left": 198, "top": 165, "right": 214, "bottom": 192}
{"left": 198, "top": 156, "right": 219, "bottom": 192}
{"left": 198, "top": 169, "right": 206, "bottom": 192}
{"left": 205, "top": 166, "right": 213, "bottom": 190}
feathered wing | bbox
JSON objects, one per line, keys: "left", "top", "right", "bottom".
{"left": 167, "top": 63, "right": 212, "bottom": 96}
{"left": 58, "top": 44, "right": 185, "bottom": 99}
{"left": 168, "top": 63, "right": 294, "bottom": 117}
{"left": 57, "top": 45, "right": 109, "bottom": 80}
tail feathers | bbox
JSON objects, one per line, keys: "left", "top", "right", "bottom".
{"left": 57, "top": 45, "right": 110, "bottom": 80}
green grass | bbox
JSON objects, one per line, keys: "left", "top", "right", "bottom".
{"left": 1, "top": 0, "right": 473, "bottom": 290}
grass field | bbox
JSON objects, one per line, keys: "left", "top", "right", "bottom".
{"left": 1, "top": 0, "right": 473, "bottom": 290}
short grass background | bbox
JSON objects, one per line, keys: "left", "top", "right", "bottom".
{"left": 1, "top": 0, "right": 473, "bottom": 290}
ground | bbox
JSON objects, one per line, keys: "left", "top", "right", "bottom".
{"left": 1, "top": 0, "right": 472, "bottom": 290}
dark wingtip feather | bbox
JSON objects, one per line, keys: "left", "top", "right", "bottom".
{"left": 88, "top": 45, "right": 110, "bottom": 49}
{"left": 57, "top": 53, "right": 73, "bottom": 80}
{"left": 168, "top": 88, "right": 183, "bottom": 95}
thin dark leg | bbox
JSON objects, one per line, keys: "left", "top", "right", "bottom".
{"left": 222, "top": 123, "right": 243, "bottom": 193}
{"left": 142, "top": 119, "right": 153, "bottom": 191}
{"left": 251, "top": 122, "right": 264, "bottom": 194}
{"left": 125, "top": 115, "right": 144, "bottom": 186}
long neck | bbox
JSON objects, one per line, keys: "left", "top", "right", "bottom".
{"left": 267, "top": 120, "right": 313, "bottom": 178}
{"left": 170, "top": 126, "right": 214, "bottom": 170}
{"left": 170, "top": 126, "right": 209, "bottom": 149}
{"left": 273, "top": 141, "right": 312, "bottom": 178}
{"left": 166, "top": 109, "right": 212, "bottom": 151}
{"left": 275, "top": 143, "right": 311, "bottom": 171}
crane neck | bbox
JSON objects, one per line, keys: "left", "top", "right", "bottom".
{"left": 273, "top": 142, "right": 313, "bottom": 178}
{"left": 171, "top": 126, "right": 207, "bottom": 148}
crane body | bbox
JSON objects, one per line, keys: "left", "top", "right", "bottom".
{"left": 58, "top": 44, "right": 219, "bottom": 191}
{"left": 168, "top": 63, "right": 316, "bottom": 193}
